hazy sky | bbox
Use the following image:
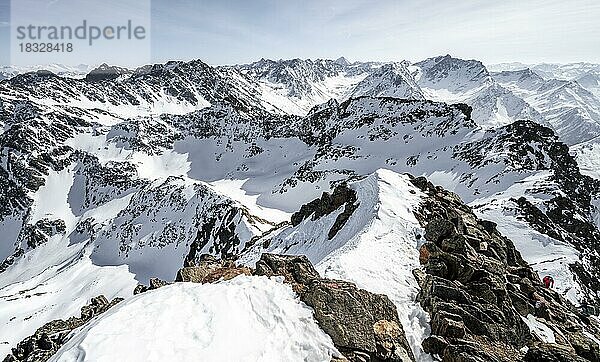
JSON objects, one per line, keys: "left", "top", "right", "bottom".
{"left": 1, "top": 0, "right": 600, "bottom": 66}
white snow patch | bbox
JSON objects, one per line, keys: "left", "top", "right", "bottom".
{"left": 573, "top": 140, "right": 600, "bottom": 180}
{"left": 65, "top": 132, "right": 133, "bottom": 165}
{"left": 208, "top": 179, "right": 291, "bottom": 223}
{"left": 29, "top": 165, "right": 77, "bottom": 230}
{"left": 240, "top": 169, "right": 433, "bottom": 361}
{"left": 317, "top": 170, "right": 432, "bottom": 361}
{"left": 522, "top": 314, "right": 556, "bottom": 344}
{"left": 131, "top": 150, "right": 191, "bottom": 180}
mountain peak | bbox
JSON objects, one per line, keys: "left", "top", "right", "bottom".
{"left": 85, "top": 63, "right": 131, "bottom": 82}
{"left": 335, "top": 57, "right": 350, "bottom": 66}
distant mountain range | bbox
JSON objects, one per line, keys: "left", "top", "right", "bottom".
{"left": 1, "top": 55, "right": 599, "bottom": 362}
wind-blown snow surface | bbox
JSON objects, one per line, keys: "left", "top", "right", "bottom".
{"left": 51, "top": 276, "right": 339, "bottom": 362}
{"left": 521, "top": 314, "right": 556, "bottom": 344}
{"left": 0, "top": 165, "right": 139, "bottom": 357}
{"left": 240, "top": 170, "right": 433, "bottom": 361}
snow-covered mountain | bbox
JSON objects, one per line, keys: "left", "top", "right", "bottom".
{"left": 578, "top": 71, "right": 600, "bottom": 99}
{"left": 413, "top": 55, "right": 546, "bottom": 129}
{"left": 488, "top": 62, "right": 600, "bottom": 81}
{"left": 530, "top": 63, "right": 600, "bottom": 81}
{"left": 1, "top": 56, "right": 600, "bottom": 361}
{"left": 0, "top": 64, "right": 93, "bottom": 81}
{"left": 492, "top": 69, "right": 600, "bottom": 145}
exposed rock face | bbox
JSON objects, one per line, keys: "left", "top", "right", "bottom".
{"left": 18, "top": 219, "right": 66, "bottom": 249}
{"left": 254, "top": 253, "right": 415, "bottom": 362}
{"left": 133, "top": 277, "right": 170, "bottom": 295}
{"left": 85, "top": 63, "right": 131, "bottom": 82}
{"left": 410, "top": 176, "right": 600, "bottom": 362}
{"left": 290, "top": 183, "right": 359, "bottom": 239}
{"left": 524, "top": 344, "right": 590, "bottom": 362}
{"left": 458, "top": 120, "right": 600, "bottom": 307}
{"left": 176, "top": 254, "right": 252, "bottom": 284}
{"left": 3, "top": 296, "right": 123, "bottom": 362}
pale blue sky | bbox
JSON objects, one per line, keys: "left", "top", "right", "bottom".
{"left": 1, "top": 0, "right": 600, "bottom": 66}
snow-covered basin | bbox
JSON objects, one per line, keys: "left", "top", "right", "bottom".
{"left": 51, "top": 276, "right": 339, "bottom": 362}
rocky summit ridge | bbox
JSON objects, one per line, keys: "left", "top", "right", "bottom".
{"left": 1, "top": 56, "right": 600, "bottom": 361}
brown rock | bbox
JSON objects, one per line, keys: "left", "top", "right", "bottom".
{"left": 254, "top": 254, "right": 415, "bottom": 361}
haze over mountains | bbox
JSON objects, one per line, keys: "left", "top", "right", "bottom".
{"left": 1, "top": 55, "right": 599, "bottom": 361}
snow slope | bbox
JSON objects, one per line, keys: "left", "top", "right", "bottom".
{"left": 240, "top": 170, "right": 433, "bottom": 361}
{"left": 0, "top": 236, "right": 136, "bottom": 357}
{"left": 2, "top": 56, "right": 600, "bottom": 360}
{"left": 51, "top": 276, "right": 339, "bottom": 362}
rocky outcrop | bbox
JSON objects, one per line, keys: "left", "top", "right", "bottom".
{"left": 85, "top": 64, "right": 131, "bottom": 82}
{"left": 255, "top": 253, "right": 415, "bottom": 362}
{"left": 18, "top": 219, "right": 66, "bottom": 249}
{"left": 457, "top": 120, "right": 600, "bottom": 307}
{"left": 118, "top": 253, "right": 415, "bottom": 361}
{"left": 176, "top": 254, "right": 251, "bottom": 284}
{"left": 133, "top": 277, "right": 170, "bottom": 295}
{"left": 3, "top": 296, "right": 123, "bottom": 362}
{"left": 290, "top": 183, "right": 359, "bottom": 239}
{"left": 410, "top": 176, "right": 600, "bottom": 361}
{"left": 134, "top": 254, "right": 252, "bottom": 293}
{"left": 524, "top": 344, "right": 590, "bottom": 362}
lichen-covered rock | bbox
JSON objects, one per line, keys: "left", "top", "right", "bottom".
{"left": 254, "top": 253, "right": 415, "bottom": 362}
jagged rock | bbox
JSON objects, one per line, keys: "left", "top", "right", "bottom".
{"left": 175, "top": 254, "right": 251, "bottom": 284}
{"left": 254, "top": 253, "right": 415, "bottom": 362}
{"left": 432, "top": 312, "right": 466, "bottom": 339}
{"left": 133, "top": 277, "right": 170, "bottom": 295}
{"left": 410, "top": 176, "right": 600, "bottom": 362}
{"left": 85, "top": 63, "right": 131, "bottom": 82}
{"left": 290, "top": 183, "right": 359, "bottom": 239}
{"left": 524, "top": 344, "right": 589, "bottom": 362}
{"left": 373, "top": 320, "right": 411, "bottom": 360}
{"left": 424, "top": 218, "right": 457, "bottom": 244}
{"left": 18, "top": 218, "right": 66, "bottom": 249}
{"left": 4, "top": 295, "right": 123, "bottom": 362}
{"left": 254, "top": 253, "right": 320, "bottom": 292}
